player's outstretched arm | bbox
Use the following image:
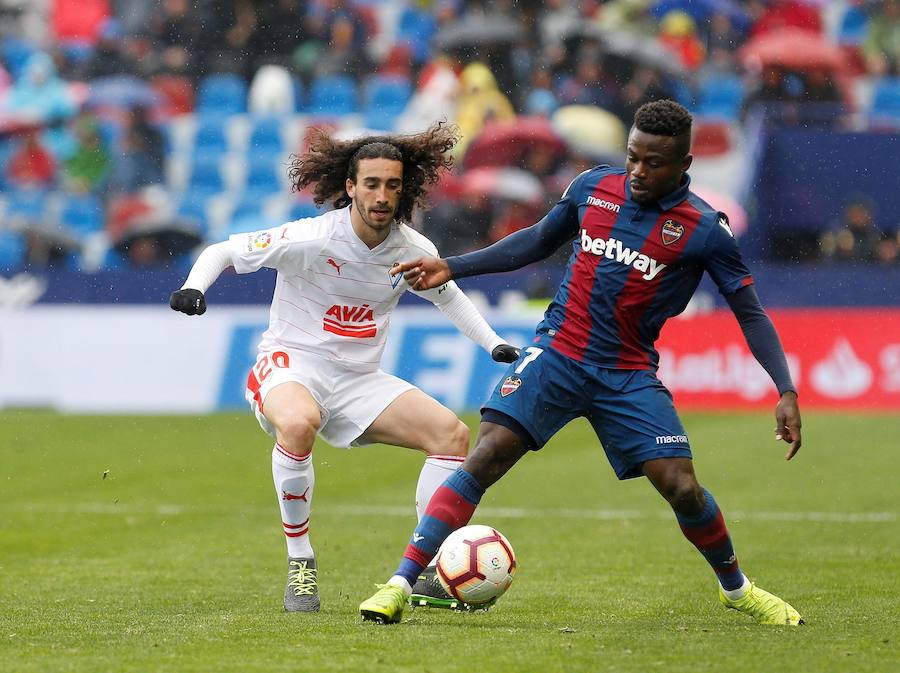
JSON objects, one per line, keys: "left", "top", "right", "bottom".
{"left": 725, "top": 285, "right": 802, "bottom": 460}
{"left": 169, "top": 241, "right": 232, "bottom": 316}
{"left": 392, "top": 256, "right": 451, "bottom": 291}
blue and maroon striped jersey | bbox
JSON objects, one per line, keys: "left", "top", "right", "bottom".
{"left": 532, "top": 165, "right": 753, "bottom": 370}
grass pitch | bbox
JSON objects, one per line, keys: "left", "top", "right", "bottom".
{"left": 1, "top": 411, "right": 898, "bottom": 673}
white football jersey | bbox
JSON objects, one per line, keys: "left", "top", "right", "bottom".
{"left": 228, "top": 206, "right": 462, "bottom": 371}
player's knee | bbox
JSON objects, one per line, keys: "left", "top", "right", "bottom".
{"left": 665, "top": 479, "right": 705, "bottom": 516}
{"left": 428, "top": 419, "right": 470, "bottom": 457}
{"left": 274, "top": 417, "right": 318, "bottom": 454}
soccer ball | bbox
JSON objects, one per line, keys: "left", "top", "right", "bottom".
{"left": 434, "top": 524, "right": 516, "bottom": 605}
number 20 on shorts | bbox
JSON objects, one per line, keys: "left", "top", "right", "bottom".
{"left": 254, "top": 351, "right": 290, "bottom": 382}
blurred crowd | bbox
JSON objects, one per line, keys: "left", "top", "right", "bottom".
{"left": 0, "top": 0, "right": 898, "bottom": 271}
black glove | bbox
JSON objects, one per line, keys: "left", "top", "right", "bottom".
{"left": 491, "top": 344, "right": 521, "bottom": 363}
{"left": 170, "top": 288, "right": 207, "bottom": 315}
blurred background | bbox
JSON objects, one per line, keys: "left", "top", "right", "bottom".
{"left": 0, "top": 0, "right": 897, "bottom": 414}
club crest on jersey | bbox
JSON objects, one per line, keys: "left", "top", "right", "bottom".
{"left": 389, "top": 262, "right": 402, "bottom": 289}
{"left": 323, "top": 304, "right": 377, "bottom": 338}
{"left": 500, "top": 376, "right": 522, "bottom": 397}
{"left": 661, "top": 219, "right": 684, "bottom": 246}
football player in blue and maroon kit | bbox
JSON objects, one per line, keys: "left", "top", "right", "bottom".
{"left": 360, "top": 100, "right": 804, "bottom": 626}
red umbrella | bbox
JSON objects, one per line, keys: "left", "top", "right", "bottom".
{"left": 738, "top": 29, "right": 848, "bottom": 73}
{"left": 460, "top": 167, "right": 545, "bottom": 205}
{"left": 462, "top": 116, "right": 567, "bottom": 170}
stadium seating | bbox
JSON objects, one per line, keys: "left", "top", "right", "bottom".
{"left": 837, "top": 6, "right": 869, "bottom": 45}
{"left": 364, "top": 75, "right": 412, "bottom": 131}
{"left": 308, "top": 75, "right": 358, "bottom": 116}
{"left": 694, "top": 74, "right": 745, "bottom": 121}
{"left": 691, "top": 121, "right": 732, "bottom": 157}
{"left": 60, "top": 194, "right": 104, "bottom": 235}
{"left": 152, "top": 74, "right": 195, "bottom": 117}
{"left": 247, "top": 117, "right": 285, "bottom": 154}
{"left": 244, "top": 156, "right": 283, "bottom": 195}
{"left": 0, "top": 230, "right": 26, "bottom": 268}
{"left": 196, "top": 74, "right": 247, "bottom": 116}
{"left": 1, "top": 36, "right": 36, "bottom": 80}
{"left": 4, "top": 189, "right": 49, "bottom": 221}
{"left": 870, "top": 78, "right": 900, "bottom": 126}
{"left": 186, "top": 154, "right": 225, "bottom": 199}
{"left": 193, "top": 115, "right": 230, "bottom": 155}
{"left": 176, "top": 198, "right": 210, "bottom": 234}
{"left": 288, "top": 200, "right": 322, "bottom": 221}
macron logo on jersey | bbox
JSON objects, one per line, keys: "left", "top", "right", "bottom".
{"left": 323, "top": 304, "right": 377, "bottom": 338}
{"left": 587, "top": 195, "right": 621, "bottom": 213}
{"left": 580, "top": 229, "right": 666, "bottom": 281}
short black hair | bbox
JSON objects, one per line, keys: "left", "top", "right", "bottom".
{"left": 633, "top": 100, "right": 693, "bottom": 157}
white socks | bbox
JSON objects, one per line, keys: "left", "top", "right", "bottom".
{"left": 415, "top": 455, "right": 465, "bottom": 520}
{"left": 272, "top": 443, "right": 315, "bottom": 559}
{"left": 387, "top": 575, "right": 413, "bottom": 595}
{"left": 721, "top": 575, "right": 751, "bottom": 601}
{"left": 415, "top": 455, "right": 465, "bottom": 570}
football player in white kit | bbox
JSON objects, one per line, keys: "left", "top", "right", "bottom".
{"left": 170, "top": 123, "right": 520, "bottom": 613}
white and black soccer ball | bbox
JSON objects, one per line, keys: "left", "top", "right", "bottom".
{"left": 435, "top": 524, "right": 516, "bottom": 605}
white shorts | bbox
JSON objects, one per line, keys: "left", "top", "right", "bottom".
{"left": 245, "top": 348, "right": 416, "bottom": 448}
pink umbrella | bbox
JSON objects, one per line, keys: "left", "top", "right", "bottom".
{"left": 460, "top": 167, "right": 545, "bottom": 205}
{"left": 463, "top": 117, "right": 567, "bottom": 170}
{"left": 691, "top": 185, "right": 747, "bottom": 236}
{"left": 739, "top": 28, "right": 847, "bottom": 73}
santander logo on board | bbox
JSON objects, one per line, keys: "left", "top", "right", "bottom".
{"left": 323, "top": 304, "right": 377, "bottom": 338}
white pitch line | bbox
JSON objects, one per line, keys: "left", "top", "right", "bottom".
{"left": 4, "top": 503, "right": 896, "bottom": 523}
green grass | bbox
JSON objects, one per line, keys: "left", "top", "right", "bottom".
{"left": 1, "top": 411, "right": 898, "bottom": 673}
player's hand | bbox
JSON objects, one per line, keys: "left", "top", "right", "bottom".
{"left": 774, "top": 391, "right": 801, "bottom": 460}
{"left": 169, "top": 288, "right": 207, "bottom": 315}
{"left": 391, "top": 256, "right": 452, "bottom": 291}
{"left": 491, "top": 344, "right": 521, "bottom": 363}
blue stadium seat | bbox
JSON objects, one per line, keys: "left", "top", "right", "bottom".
{"left": 4, "top": 189, "right": 49, "bottom": 221}
{"left": 837, "top": 6, "right": 869, "bottom": 45}
{"left": 176, "top": 198, "right": 210, "bottom": 234}
{"left": 308, "top": 75, "right": 358, "bottom": 116}
{"left": 187, "top": 154, "right": 225, "bottom": 198}
{"left": 363, "top": 75, "right": 412, "bottom": 131}
{"left": 196, "top": 74, "right": 247, "bottom": 116}
{"left": 248, "top": 117, "right": 285, "bottom": 154}
{"left": 0, "top": 231, "right": 26, "bottom": 269}
{"left": 98, "top": 247, "right": 127, "bottom": 270}
{"left": 288, "top": 200, "right": 322, "bottom": 221}
{"left": 245, "top": 156, "right": 282, "bottom": 195}
{"left": 668, "top": 78, "right": 695, "bottom": 110}
{"left": 694, "top": 74, "right": 745, "bottom": 121}
{"left": 1, "top": 37, "right": 37, "bottom": 80}
{"left": 61, "top": 194, "right": 104, "bottom": 235}
{"left": 292, "top": 76, "right": 305, "bottom": 112}
{"left": 193, "top": 116, "right": 230, "bottom": 155}
{"left": 396, "top": 8, "right": 437, "bottom": 63}
{"left": 871, "top": 78, "right": 900, "bottom": 122}
{"left": 230, "top": 192, "right": 265, "bottom": 223}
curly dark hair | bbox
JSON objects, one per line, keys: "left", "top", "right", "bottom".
{"left": 633, "top": 100, "right": 693, "bottom": 157}
{"left": 287, "top": 122, "right": 459, "bottom": 223}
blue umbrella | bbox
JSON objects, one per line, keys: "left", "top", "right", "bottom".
{"left": 86, "top": 75, "right": 159, "bottom": 109}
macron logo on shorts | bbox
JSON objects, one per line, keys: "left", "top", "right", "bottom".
{"left": 655, "top": 434, "right": 688, "bottom": 445}
{"left": 580, "top": 229, "right": 666, "bottom": 281}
